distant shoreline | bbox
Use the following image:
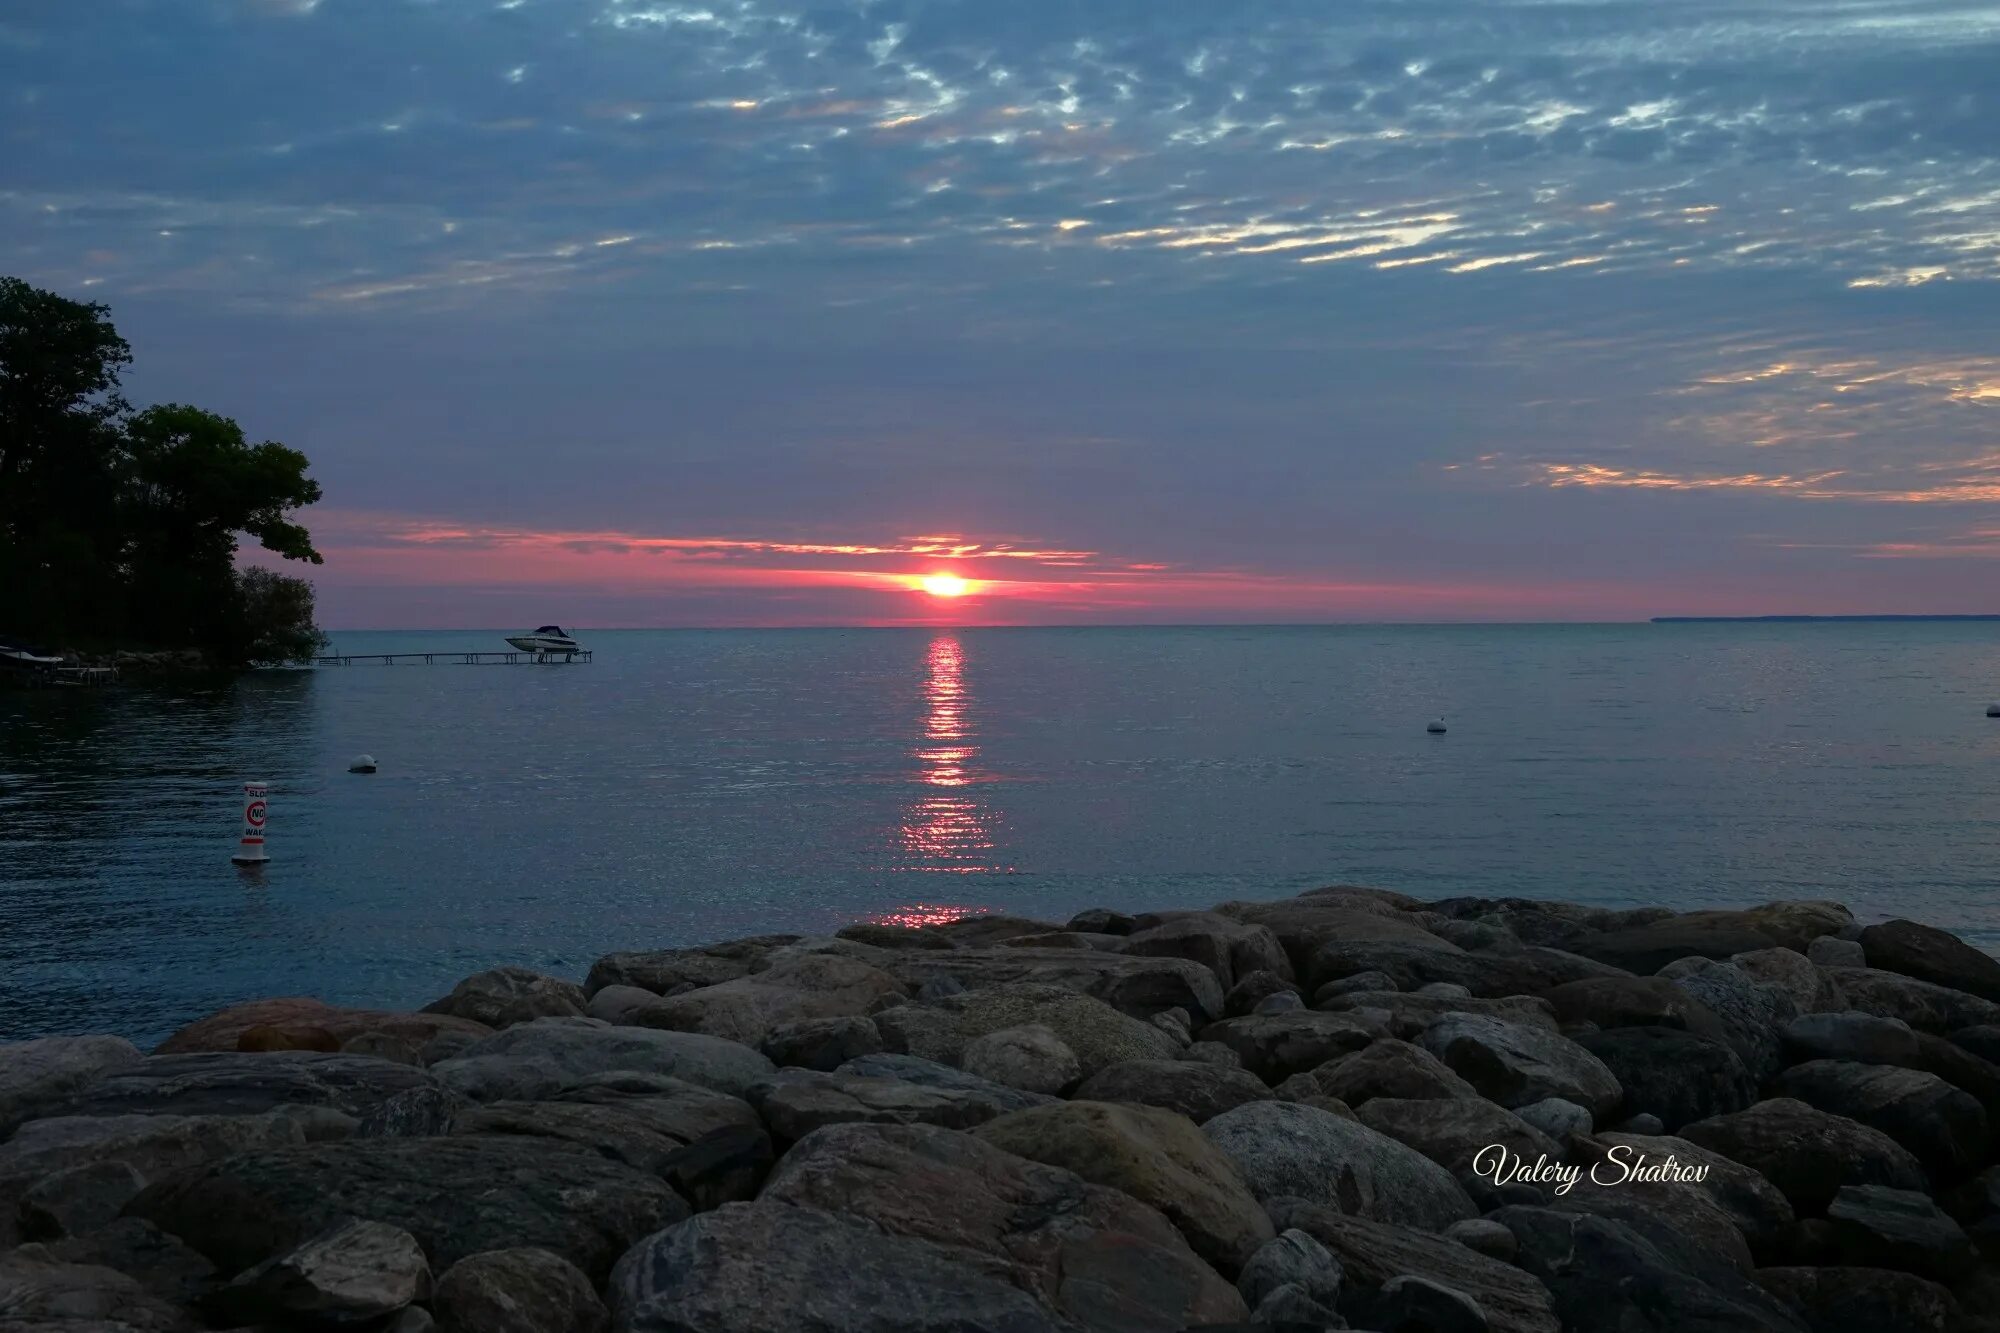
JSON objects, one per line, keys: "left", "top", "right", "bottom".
{"left": 1651, "top": 614, "right": 2000, "bottom": 623}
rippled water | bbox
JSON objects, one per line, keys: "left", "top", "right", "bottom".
{"left": 5, "top": 623, "right": 2000, "bottom": 1045}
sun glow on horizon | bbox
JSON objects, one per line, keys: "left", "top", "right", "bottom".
{"left": 918, "top": 572, "right": 972, "bottom": 598}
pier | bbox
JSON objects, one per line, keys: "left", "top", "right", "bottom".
{"left": 314, "top": 650, "right": 592, "bottom": 666}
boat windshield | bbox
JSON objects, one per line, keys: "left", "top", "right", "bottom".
{"left": 534, "top": 625, "right": 566, "bottom": 636}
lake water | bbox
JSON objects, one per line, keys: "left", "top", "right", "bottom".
{"left": 5, "top": 623, "right": 1999, "bottom": 1046}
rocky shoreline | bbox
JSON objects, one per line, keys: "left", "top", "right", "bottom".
{"left": 4, "top": 888, "right": 2000, "bottom": 1332}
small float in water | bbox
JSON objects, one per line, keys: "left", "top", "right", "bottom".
{"left": 1427, "top": 717, "right": 1448, "bottom": 734}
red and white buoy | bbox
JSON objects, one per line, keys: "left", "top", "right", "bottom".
{"left": 231, "top": 781, "right": 270, "bottom": 865}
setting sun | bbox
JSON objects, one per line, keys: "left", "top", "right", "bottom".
{"left": 919, "top": 573, "right": 971, "bottom": 598}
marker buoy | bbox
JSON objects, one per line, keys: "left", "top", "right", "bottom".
{"left": 231, "top": 781, "right": 270, "bottom": 865}
{"left": 1427, "top": 718, "right": 1447, "bottom": 734}
{"left": 349, "top": 754, "right": 377, "bottom": 773}
{"left": 1987, "top": 704, "right": 2000, "bottom": 718}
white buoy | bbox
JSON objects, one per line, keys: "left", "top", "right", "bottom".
{"left": 349, "top": 754, "right": 377, "bottom": 773}
{"left": 1988, "top": 704, "right": 2000, "bottom": 718}
{"left": 231, "top": 781, "right": 270, "bottom": 864}
{"left": 1427, "top": 718, "right": 1447, "bottom": 734}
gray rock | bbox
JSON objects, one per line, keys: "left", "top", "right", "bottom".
{"left": 1351, "top": 1097, "right": 1563, "bottom": 1208}
{"left": 356, "top": 1083, "right": 463, "bottom": 1138}
{"left": 834, "top": 921, "right": 963, "bottom": 950}
{"left": 1248, "top": 1280, "right": 1343, "bottom": 1326}
{"left": 609, "top": 1202, "right": 1065, "bottom": 1333}
{"left": 450, "top": 1080, "right": 761, "bottom": 1175}
{"left": 0, "top": 1034, "right": 143, "bottom": 1136}
{"left": 1731, "top": 948, "right": 1846, "bottom": 1013}
{"left": 1858, "top": 918, "right": 2000, "bottom": 1003}
{"left": 584, "top": 984, "right": 660, "bottom": 1024}
{"left": 1372, "top": 1274, "right": 1489, "bottom": 1333}
{"left": 1783, "top": 1011, "right": 1921, "bottom": 1066}
{"left": 1617, "top": 1112, "right": 1665, "bottom": 1134}
{"left": 1314, "top": 970, "right": 1398, "bottom": 1000}
{"left": 1118, "top": 912, "right": 1293, "bottom": 992}
{"left": 212, "top": 1218, "right": 431, "bottom": 1328}
{"left": 960, "top": 1023, "right": 1082, "bottom": 1094}
{"left": 1181, "top": 1040, "right": 1245, "bottom": 1068}
{"left": 748, "top": 1060, "right": 1050, "bottom": 1140}
{"left": 0, "top": 1251, "right": 199, "bottom": 1332}
{"left": 1823, "top": 1185, "right": 1977, "bottom": 1282}
{"left": 1807, "top": 936, "right": 1866, "bottom": 968}
{"left": 760, "top": 1015, "right": 883, "bottom": 1071}
{"left": 1204, "top": 1100, "right": 1475, "bottom": 1231}
{"left": 762, "top": 1122, "right": 1248, "bottom": 1328}
{"left": 915, "top": 974, "right": 964, "bottom": 1001}
{"left": 15, "top": 1217, "right": 217, "bottom": 1308}
{"left": 1225, "top": 969, "right": 1301, "bottom": 1016}
{"left": 38, "top": 1050, "right": 436, "bottom": 1121}
{"left": 423, "top": 966, "right": 587, "bottom": 1028}
{"left": 626, "top": 948, "right": 908, "bottom": 1048}
{"left": 883, "top": 946, "right": 1227, "bottom": 1023}
{"left": 1317, "top": 991, "right": 1561, "bottom": 1039}
{"left": 660, "top": 1122, "right": 775, "bottom": 1210}
{"left": 17, "top": 1159, "right": 147, "bottom": 1240}
{"left": 1149, "top": 1007, "right": 1194, "bottom": 1045}
{"left": 1068, "top": 907, "right": 1139, "bottom": 935}
{"left": 1238, "top": 1228, "right": 1343, "bottom": 1312}
{"left": 872, "top": 981, "right": 1182, "bottom": 1077}
{"left": 1445, "top": 1218, "right": 1518, "bottom": 1262}
{"left": 154, "top": 997, "right": 492, "bottom": 1055}
{"left": 926, "top": 914, "right": 1066, "bottom": 946}
{"left": 1252, "top": 990, "right": 1305, "bottom": 1015}
{"left": 1071, "top": 1058, "right": 1273, "bottom": 1123}
{"left": 1419, "top": 1014, "right": 1622, "bottom": 1118}
{"left": 583, "top": 933, "right": 801, "bottom": 996}
{"left": 1589, "top": 1132, "right": 1796, "bottom": 1249}
{"left": 1417, "top": 982, "right": 1474, "bottom": 999}
{"left": 1306, "top": 940, "right": 1622, "bottom": 997}
{"left": 1513, "top": 1098, "right": 1592, "bottom": 1138}
{"left": 433, "top": 1246, "right": 608, "bottom": 1333}
{"left": 1663, "top": 959, "right": 1800, "bottom": 1081}
{"left": 1541, "top": 975, "right": 1728, "bottom": 1039}
{"left": 1576, "top": 1026, "right": 1755, "bottom": 1131}
{"left": 1821, "top": 965, "right": 2000, "bottom": 1033}
{"left": 1680, "top": 1097, "right": 1928, "bottom": 1214}
{"left": 0, "top": 1110, "right": 308, "bottom": 1198}
{"left": 1198, "top": 1010, "right": 1384, "bottom": 1082}
{"left": 340, "top": 1031, "right": 425, "bottom": 1066}
{"left": 1753, "top": 1266, "right": 1955, "bottom": 1333}
{"left": 1300, "top": 1037, "right": 1478, "bottom": 1106}
{"left": 1774, "top": 1059, "right": 1988, "bottom": 1176}
{"left": 429, "top": 1016, "right": 773, "bottom": 1101}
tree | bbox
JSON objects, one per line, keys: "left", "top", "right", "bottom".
{"left": 226, "top": 566, "right": 329, "bottom": 666}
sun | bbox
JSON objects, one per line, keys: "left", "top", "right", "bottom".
{"left": 919, "top": 572, "right": 971, "bottom": 598}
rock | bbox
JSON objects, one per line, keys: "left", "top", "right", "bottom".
{"left": 585, "top": 984, "right": 662, "bottom": 1024}
{"left": 1680, "top": 1098, "right": 1928, "bottom": 1214}
{"left": 960, "top": 1023, "right": 1082, "bottom": 1094}
{"left": 356, "top": 1084, "right": 462, "bottom": 1138}
{"left": 1754, "top": 1266, "right": 1955, "bottom": 1333}
{"left": 0, "top": 1034, "right": 143, "bottom": 1135}
{"left": 747, "top": 1058, "right": 1050, "bottom": 1140}
{"left": 1203, "top": 1099, "right": 1475, "bottom": 1230}
{"left": 212, "top": 1218, "right": 431, "bottom": 1328}
{"left": 16, "top": 1218, "right": 217, "bottom": 1308}
{"left": 450, "top": 1079, "right": 762, "bottom": 1176}
{"left": 1514, "top": 1098, "right": 1592, "bottom": 1138}
{"left": 1822, "top": 1185, "right": 1977, "bottom": 1282}
{"left": 238, "top": 1017, "right": 339, "bottom": 1046}
{"left": 1150, "top": 1007, "right": 1193, "bottom": 1044}
{"left": 1251, "top": 990, "right": 1303, "bottom": 1015}
{"left": 915, "top": 974, "right": 965, "bottom": 1001}
{"left": 41, "top": 1050, "right": 437, "bottom": 1120}
{"left": 1181, "top": 1040, "right": 1245, "bottom": 1068}
{"left": 429, "top": 1016, "right": 774, "bottom": 1101}
{"left": 1822, "top": 966, "right": 2000, "bottom": 1033}
{"left": 1783, "top": 1012, "right": 1922, "bottom": 1067}
{"left": 1492, "top": 1205, "right": 1807, "bottom": 1332}
{"left": 1663, "top": 959, "right": 1800, "bottom": 1081}
{"left": 1545, "top": 1169, "right": 1757, "bottom": 1277}
{"left": 1541, "top": 975, "right": 1728, "bottom": 1039}
{"left": 872, "top": 981, "right": 1182, "bottom": 1077}
{"left": 1315, "top": 970, "right": 1399, "bottom": 999}
{"left": 626, "top": 948, "right": 907, "bottom": 1048}
{"left": 126, "top": 1135, "right": 686, "bottom": 1283}
{"left": 341, "top": 1031, "right": 425, "bottom": 1066}
{"left": 760, "top": 1015, "right": 883, "bottom": 1071}
{"left": 1071, "top": 1059, "right": 1274, "bottom": 1123}
{"left": 0, "top": 1110, "right": 309, "bottom": 1198}
{"left": 1299, "top": 1037, "right": 1478, "bottom": 1106}
{"left": 1446, "top": 1218, "right": 1518, "bottom": 1261}
{"left": 834, "top": 921, "right": 961, "bottom": 950}
{"left": 1418, "top": 1014, "right": 1622, "bottom": 1118}
{"left": 1951, "top": 1023, "right": 2000, "bottom": 1064}
{"left": 1417, "top": 982, "right": 1474, "bottom": 998}
{"left": 1807, "top": 936, "right": 1867, "bottom": 968}
{"left": 1369, "top": 1274, "right": 1489, "bottom": 1333}
{"left": 1265, "top": 1198, "right": 1560, "bottom": 1333}
{"left": 1576, "top": 1026, "right": 1755, "bottom": 1131}
{"left": 583, "top": 934, "right": 801, "bottom": 996}
{"left": 761, "top": 1122, "right": 1247, "bottom": 1328}
{"left": 1590, "top": 1132, "right": 1796, "bottom": 1249}
{"left": 1317, "top": 991, "right": 1561, "bottom": 1038}
{"left": 923, "top": 914, "right": 1064, "bottom": 946}
{"left": 433, "top": 1247, "right": 607, "bottom": 1333}
{"left": 1118, "top": 912, "right": 1293, "bottom": 992}
{"left": 882, "top": 948, "right": 1226, "bottom": 1023}
{"left": 1573, "top": 918, "right": 1784, "bottom": 973}
{"left": 1912, "top": 1029, "right": 2000, "bottom": 1107}
{"left": 1305, "top": 939, "right": 1623, "bottom": 997}
{"left": 1732, "top": 947, "right": 1846, "bottom": 1013}
{"left": 1237, "top": 1228, "right": 1343, "bottom": 1313}
{"left": 154, "top": 997, "right": 490, "bottom": 1055}
{"left": 1225, "top": 969, "right": 1300, "bottom": 1016}
{"left": 1213, "top": 891, "right": 1433, "bottom": 968}
{"left": 1198, "top": 1010, "right": 1384, "bottom": 1082}
{"left": 1859, "top": 919, "right": 2000, "bottom": 1003}
{"left": 1618, "top": 1112, "right": 1665, "bottom": 1134}
{"left": 975, "top": 1100, "right": 1275, "bottom": 1274}
{"left": 422, "top": 966, "right": 587, "bottom": 1028}
{"left": 1351, "top": 1097, "right": 1563, "bottom": 1207}
{"left": 1068, "top": 907, "right": 1139, "bottom": 935}
{"left": 17, "top": 1159, "right": 147, "bottom": 1240}
{"left": 0, "top": 1252, "right": 199, "bottom": 1332}
{"left": 609, "top": 1202, "right": 1065, "bottom": 1333}
{"left": 1774, "top": 1060, "right": 1988, "bottom": 1177}
{"left": 1246, "top": 1281, "right": 1342, "bottom": 1326}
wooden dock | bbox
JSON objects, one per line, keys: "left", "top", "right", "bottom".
{"left": 315, "top": 650, "right": 592, "bottom": 666}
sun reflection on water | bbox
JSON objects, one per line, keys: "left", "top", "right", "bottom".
{"left": 896, "top": 633, "right": 1007, "bottom": 877}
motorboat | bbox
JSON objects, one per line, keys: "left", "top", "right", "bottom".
{"left": 504, "top": 625, "right": 583, "bottom": 655}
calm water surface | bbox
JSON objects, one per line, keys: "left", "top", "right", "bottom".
{"left": 4, "top": 623, "right": 1999, "bottom": 1045}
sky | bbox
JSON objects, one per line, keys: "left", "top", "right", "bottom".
{"left": 5, "top": 0, "right": 1999, "bottom": 627}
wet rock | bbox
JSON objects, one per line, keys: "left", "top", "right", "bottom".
{"left": 1663, "top": 958, "right": 1800, "bottom": 1081}
{"left": 1859, "top": 918, "right": 2000, "bottom": 1003}
{"left": 872, "top": 981, "right": 1182, "bottom": 1077}
{"left": 1783, "top": 1011, "right": 1921, "bottom": 1066}
{"left": 17, "top": 1159, "right": 147, "bottom": 1240}
{"left": 1118, "top": 912, "right": 1293, "bottom": 991}
{"left": 1807, "top": 936, "right": 1867, "bottom": 968}
{"left": 960, "top": 1023, "right": 1082, "bottom": 1094}
{"left": 1513, "top": 1097, "right": 1591, "bottom": 1138}
{"left": 1680, "top": 1098, "right": 1927, "bottom": 1214}
{"left": 1446, "top": 1218, "right": 1517, "bottom": 1262}
{"left": 1198, "top": 1010, "right": 1384, "bottom": 1082}
{"left": 0, "top": 1252, "right": 199, "bottom": 1332}
{"left": 1225, "top": 969, "right": 1301, "bottom": 1016}
{"left": 450, "top": 1078, "right": 760, "bottom": 1174}
{"left": 625, "top": 949, "right": 907, "bottom": 1048}
{"left": 1419, "top": 1013, "right": 1622, "bottom": 1118}
{"left": 1732, "top": 948, "right": 1846, "bottom": 1013}
{"left": 423, "top": 966, "right": 587, "bottom": 1029}
{"left": 760, "top": 1015, "right": 882, "bottom": 1071}
{"left": 433, "top": 1246, "right": 607, "bottom": 1333}
{"left": 1773, "top": 1060, "right": 1988, "bottom": 1177}
{"left": 211, "top": 1218, "right": 431, "bottom": 1329}
{"left": 609, "top": 1202, "right": 1065, "bottom": 1333}
{"left": 747, "top": 1059, "right": 1050, "bottom": 1140}
{"left": 583, "top": 934, "right": 801, "bottom": 996}
{"left": 1577, "top": 1026, "right": 1755, "bottom": 1131}
{"left": 1753, "top": 1266, "right": 1955, "bottom": 1333}
{"left": 1823, "top": 1185, "right": 1977, "bottom": 1282}
{"left": 15, "top": 1217, "right": 217, "bottom": 1308}
{"left": 154, "top": 997, "right": 491, "bottom": 1055}
{"left": 1072, "top": 1059, "right": 1273, "bottom": 1123}
{"left": 1541, "top": 975, "right": 1728, "bottom": 1039}
{"left": 428, "top": 1016, "right": 774, "bottom": 1101}
{"left": 1589, "top": 1132, "right": 1796, "bottom": 1250}
{"left": 126, "top": 1134, "right": 686, "bottom": 1283}
{"left": 1204, "top": 1099, "right": 1475, "bottom": 1230}
{"left": 761, "top": 1122, "right": 1247, "bottom": 1329}
{"left": 1298, "top": 1037, "right": 1478, "bottom": 1106}
{"left": 1352, "top": 1097, "right": 1563, "bottom": 1207}
{"left": 883, "top": 948, "right": 1226, "bottom": 1023}
{"left": 0, "top": 1034, "right": 143, "bottom": 1135}
{"left": 1821, "top": 966, "right": 2000, "bottom": 1033}
{"left": 975, "top": 1099, "right": 1274, "bottom": 1274}
{"left": 1213, "top": 890, "right": 1434, "bottom": 968}
{"left": 36, "top": 1050, "right": 436, "bottom": 1121}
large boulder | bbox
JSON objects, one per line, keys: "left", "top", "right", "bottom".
{"left": 153, "top": 997, "right": 490, "bottom": 1054}
{"left": 747, "top": 1061, "right": 1049, "bottom": 1140}
{"left": 1541, "top": 975, "right": 1727, "bottom": 1039}
{"left": 1212, "top": 890, "right": 1434, "bottom": 972}
{"left": 1117, "top": 912, "right": 1292, "bottom": 991}
{"left": 1203, "top": 1099, "right": 1475, "bottom": 1231}
{"left": 583, "top": 934, "right": 801, "bottom": 997}
{"left": 760, "top": 1122, "right": 1247, "bottom": 1330}
{"left": 1783, "top": 1012, "right": 1922, "bottom": 1067}
{"left": 126, "top": 1135, "right": 686, "bottom": 1282}
{"left": 450, "top": 1078, "right": 763, "bottom": 1176}
{"left": 1304, "top": 939, "right": 1622, "bottom": 997}
{"left": 1753, "top": 1266, "right": 1956, "bottom": 1333}
{"left": 1821, "top": 966, "right": 2000, "bottom": 1033}
{"left": 0, "top": 1034, "right": 143, "bottom": 1135}
{"left": 960, "top": 1024, "right": 1081, "bottom": 1094}
{"left": 211, "top": 1218, "right": 431, "bottom": 1328}
{"left": 871, "top": 982, "right": 1181, "bottom": 1077}
{"left": 422, "top": 967, "right": 587, "bottom": 1028}
{"left": 36, "top": 1051, "right": 436, "bottom": 1121}
{"left": 1823, "top": 1185, "right": 1977, "bottom": 1282}
{"left": 11, "top": 1217, "right": 217, "bottom": 1309}
{"left": 1299, "top": 1037, "right": 1478, "bottom": 1106}
{"left": 974, "top": 1100, "right": 1274, "bottom": 1274}
{"left": 1773, "top": 1060, "right": 1988, "bottom": 1177}
{"left": 1588, "top": 1132, "right": 1795, "bottom": 1250}
{"left": 1663, "top": 959, "right": 1800, "bottom": 1081}
{"left": 1352, "top": 1097, "right": 1563, "bottom": 1206}
{"left": 1577, "top": 1026, "right": 1756, "bottom": 1131}
{"left": 1197, "top": 1010, "right": 1383, "bottom": 1082}
{"left": 428, "top": 1017, "right": 773, "bottom": 1101}
{"left": 881, "top": 948, "right": 1225, "bottom": 1022}
{"left": 433, "top": 1247, "right": 608, "bottom": 1333}
{"left": 1071, "top": 1059, "right": 1274, "bottom": 1124}
{"left": 1418, "top": 1013, "right": 1622, "bottom": 1118}
{"left": 0, "top": 1111, "right": 312, "bottom": 1215}
{"left": 1573, "top": 919, "right": 1783, "bottom": 974}
{"left": 1316, "top": 990, "right": 1560, "bottom": 1038}
{"left": 1732, "top": 948, "right": 1846, "bottom": 1013}
{"left": 609, "top": 1202, "right": 1065, "bottom": 1333}
{"left": 1680, "top": 1098, "right": 1928, "bottom": 1214}
{"left": 1858, "top": 919, "right": 2000, "bottom": 1003}
{"left": 625, "top": 949, "right": 908, "bottom": 1048}
{"left": 760, "top": 1015, "right": 882, "bottom": 1071}
{"left": 0, "top": 1252, "right": 199, "bottom": 1332}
